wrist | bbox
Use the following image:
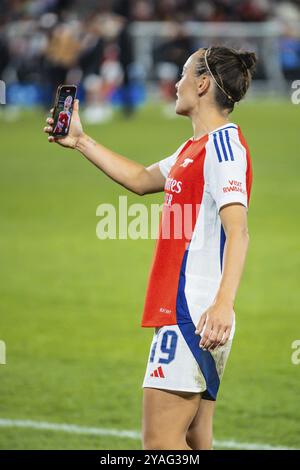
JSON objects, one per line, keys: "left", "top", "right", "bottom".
{"left": 213, "top": 291, "right": 235, "bottom": 308}
{"left": 75, "top": 133, "right": 95, "bottom": 152}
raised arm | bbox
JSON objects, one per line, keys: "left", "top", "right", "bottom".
{"left": 44, "top": 99, "right": 166, "bottom": 195}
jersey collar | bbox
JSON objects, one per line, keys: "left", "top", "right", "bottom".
{"left": 190, "top": 122, "right": 238, "bottom": 142}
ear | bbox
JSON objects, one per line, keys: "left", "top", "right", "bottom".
{"left": 197, "top": 74, "right": 210, "bottom": 97}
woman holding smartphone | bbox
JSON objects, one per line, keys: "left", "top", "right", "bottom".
{"left": 44, "top": 46, "right": 256, "bottom": 450}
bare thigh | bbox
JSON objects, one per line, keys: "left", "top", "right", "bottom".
{"left": 142, "top": 387, "right": 201, "bottom": 450}
{"left": 186, "top": 398, "right": 216, "bottom": 450}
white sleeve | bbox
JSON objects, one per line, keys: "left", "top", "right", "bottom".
{"left": 205, "top": 130, "right": 248, "bottom": 212}
{"left": 158, "top": 141, "right": 188, "bottom": 178}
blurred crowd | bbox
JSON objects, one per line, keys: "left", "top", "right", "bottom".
{"left": 0, "top": 0, "right": 300, "bottom": 118}
{"left": 2, "top": 0, "right": 300, "bottom": 22}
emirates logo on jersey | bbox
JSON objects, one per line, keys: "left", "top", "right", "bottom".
{"left": 165, "top": 177, "right": 182, "bottom": 194}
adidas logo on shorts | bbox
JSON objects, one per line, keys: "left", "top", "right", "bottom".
{"left": 150, "top": 366, "right": 165, "bottom": 378}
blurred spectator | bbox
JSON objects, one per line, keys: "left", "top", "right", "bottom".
{"left": 280, "top": 31, "right": 300, "bottom": 80}
{"left": 79, "top": 14, "right": 105, "bottom": 78}
{"left": 154, "top": 22, "right": 193, "bottom": 116}
{"left": 117, "top": 17, "right": 135, "bottom": 116}
{"left": 44, "top": 22, "right": 81, "bottom": 101}
{"left": 275, "top": 1, "right": 300, "bottom": 22}
{"left": 0, "top": 34, "right": 9, "bottom": 79}
{"left": 81, "top": 12, "right": 135, "bottom": 122}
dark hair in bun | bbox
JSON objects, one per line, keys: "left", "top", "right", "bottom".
{"left": 195, "top": 46, "right": 258, "bottom": 113}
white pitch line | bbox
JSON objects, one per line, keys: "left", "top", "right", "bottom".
{"left": 0, "top": 418, "right": 297, "bottom": 450}
{"left": 0, "top": 419, "right": 140, "bottom": 440}
{"left": 212, "top": 439, "right": 296, "bottom": 451}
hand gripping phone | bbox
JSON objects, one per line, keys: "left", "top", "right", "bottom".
{"left": 51, "top": 85, "right": 77, "bottom": 138}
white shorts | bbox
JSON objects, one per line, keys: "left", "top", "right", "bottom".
{"left": 142, "top": 323, "right": 232, "bottom": 400}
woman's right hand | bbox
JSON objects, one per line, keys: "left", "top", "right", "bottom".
{"left": 43, "top": 99, "right": 84, "bottom": 149}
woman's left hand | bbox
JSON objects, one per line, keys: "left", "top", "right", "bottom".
{"left": 195, "top": 300, "right": 234, "bottom": 351}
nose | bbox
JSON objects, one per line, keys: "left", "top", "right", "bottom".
{"left": 175, "top": 81, "right": 179, "bottom": 91}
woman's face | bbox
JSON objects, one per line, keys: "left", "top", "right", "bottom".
{"left": 64, "top": 96, "right": 72, "bottom": 111}
{"left": 175, "top": 53, "right": 199, "bottom": 116}
{"left": 175, "top": 50, "right": 208, "bottom": 116}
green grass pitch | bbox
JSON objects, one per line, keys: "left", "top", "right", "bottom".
{"left": 0, "top": 100, "right": 299, "bottom": 449}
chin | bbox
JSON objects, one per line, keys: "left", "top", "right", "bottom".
{"left": 175, "top": 103, "right": 189, "bottom": 116}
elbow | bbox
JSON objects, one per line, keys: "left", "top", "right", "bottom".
{"left": 124, "top": 182, "right": 145, "bottom": 196}
{"left": 245, "top": 230, "right": 250, "bottom": 246}
{"left": 134, "top": 187, "right": 145, "bottom": 196}
{"left": 226, "top": 226, "right": 250, "bottom": 241}
{"left": 130, "top": 175, "right": 146, "bottom": 196}
{"left": 243, "top": 228, "right": 250, "bottom": 251}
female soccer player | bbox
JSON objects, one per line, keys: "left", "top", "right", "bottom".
{"left": 53, "top": 95, "right": 73, "bottom": 135}
{"left": 44, "top": 46, "right": 257, "bottom": 450}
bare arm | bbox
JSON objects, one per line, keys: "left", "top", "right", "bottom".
{"left": 44, "top": 99, "right": 166, "bottom": 195}
{"left": 195, "top": 203, "right": 250, "bottom": 350}
{"left": 75, "top": 135, "right": 165, "bottom": 195}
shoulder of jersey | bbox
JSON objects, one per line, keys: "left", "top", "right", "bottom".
{"left": 206, "top": 125, "right": 246, "bottom": 165}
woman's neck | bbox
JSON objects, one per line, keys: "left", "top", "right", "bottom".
{"left": 191, "top": 107, "right": 230, "bottom": 140}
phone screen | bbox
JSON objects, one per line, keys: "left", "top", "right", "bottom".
{"left": 52, "top": 85, "right": 77, "bottom": 137}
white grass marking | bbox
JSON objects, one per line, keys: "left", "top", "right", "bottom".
{"left": 0, "top": 418, "right": 297, "bottom": 450}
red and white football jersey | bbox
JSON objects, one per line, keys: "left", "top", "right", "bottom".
{"left": 141, "top": 123, "right": 252, "bottom": 329}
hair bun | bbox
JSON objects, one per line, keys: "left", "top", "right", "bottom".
{"left": 238, "top": 51, "right": 257, "bottom": 77}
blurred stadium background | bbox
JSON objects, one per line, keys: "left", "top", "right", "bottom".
{"left": 0, "top": 0, "right": 300, "bottom": 450}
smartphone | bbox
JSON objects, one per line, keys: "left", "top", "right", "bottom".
{"left": 51, "top": 85, "right": 77, "bottom": 138}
